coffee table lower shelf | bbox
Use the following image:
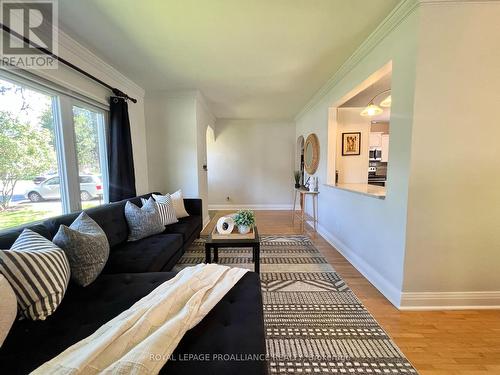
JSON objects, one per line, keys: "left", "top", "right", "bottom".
{"left": 204, "top": 226, "right": 260, "bottom": 273}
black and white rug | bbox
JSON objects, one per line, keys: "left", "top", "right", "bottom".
{"left": 177, "top": 235, "right": 418, "bottom": 374}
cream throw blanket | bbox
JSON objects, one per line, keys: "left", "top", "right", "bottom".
{"left": 32, "top": 263, "right": 248, "bottom": 375}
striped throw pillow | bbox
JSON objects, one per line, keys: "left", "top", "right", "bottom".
{"left": 142, "top": 194, "right": 178, "bottom": 226}
{"left": 0, "top": 229, "right": 70, "bottom": 321}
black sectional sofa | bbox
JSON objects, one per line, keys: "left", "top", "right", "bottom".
{"left": 0, "top": 193, "right": 267, "bottom": 375}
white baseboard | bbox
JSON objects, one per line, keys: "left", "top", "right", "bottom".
{"left": 315, "top": 223, "right": 500, "bottom": 310}
{"left": 208, "top": 204, "right": 293, "bottom": 211}
{"left": 316, "top": 223, "right": 402, "bottom": 308}
{"left": 400, "top": 291, "right": 500, "bottom": 310}
{"left": 317, "top": 224, "right": 500, "bottom": 310}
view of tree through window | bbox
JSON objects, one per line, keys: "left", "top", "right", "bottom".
{"left": 0, "top": 78, "right": 62, "bottom": 229}
{"left": 0, "top": 77, "right": 108, "bottom": 230}
{"left": 74, "top": 106, "right": 105, "bottom": 208}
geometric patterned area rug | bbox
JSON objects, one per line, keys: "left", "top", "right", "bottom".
{"left": 176, "top": 235, "right": 418, "bottom": 374}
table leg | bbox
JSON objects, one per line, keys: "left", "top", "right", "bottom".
{"left": 252, "top": 247, "right": 255, "bottom": 263}
{"left": 254, "top": 244, "right": 260, "bottom": 274}
{"left": 205, "top": 244, "right": 211, "bottom": 263}
{"left": 214, "top": 246, "right": 218, "bottom": 263}
{"left": 313, "top": 194, "right": 317, "bottom": 231}
{"left": 292, "top": 190, "right": 297, "bottom": 223}
{"left": 301, "top": 195, "right": 306, "bottom": 231}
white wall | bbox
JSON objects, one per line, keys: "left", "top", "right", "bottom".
{"left": 295, "top": 4, "right": 419, "bottom": 307}
{"left": 20, "top": 28, "right": 149, "bottom": 194}
{"left": 145, "top": 91, "right": 214, "bottom": 222}
{"left": 145, "top": 92, "right": 198, "bottom": 195}
{"left": 296, "top": 0, "right": 500, "bottom": 309}
{"left": 336, "top": 108, "right": 370, "bottom": 184}
{"left": 401, "top": 2, "right": 500, "bottom": 307}
{"left": 207, "top": 119, "right": 295, "bottom": 209}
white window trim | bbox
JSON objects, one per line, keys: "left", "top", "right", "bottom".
{"left": 0, "top": 68, "right": 108, "bottom": 111}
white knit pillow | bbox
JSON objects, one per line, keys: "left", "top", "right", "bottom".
{"left": 169, "top": 190, "right": 189, "bottom": 219}
{"left": 0, "top": 274, "right": 17, "bottom": 346}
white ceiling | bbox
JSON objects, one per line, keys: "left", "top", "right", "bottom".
{"left": 58, "top": 0, "right": 400, "bottom": 119}
{"left": 340, "top": 72, "right": 392, "bottom": 121}
{"left": 340, "top": 73, "right": 391, "bottom": 108}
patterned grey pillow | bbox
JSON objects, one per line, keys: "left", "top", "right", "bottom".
{"left": 125, "top": 198, "right": 164, "bottom": 241}
{"left": 53, "top": 212, "right": 109, "bottom": 287}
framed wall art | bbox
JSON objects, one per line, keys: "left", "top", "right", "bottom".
{"left": 342, "top": 132, "right": 361, "bottom": 156}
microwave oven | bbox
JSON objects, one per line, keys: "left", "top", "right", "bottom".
{"left": 369, "top": 149, "right": 382, "bottom": 161}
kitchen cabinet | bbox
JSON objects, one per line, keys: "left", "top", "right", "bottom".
{"left": 369, "top": 132, "right": 382, "bottom": 148}
{"left": 381, "top": 134, "right": 390, "bottom": 162}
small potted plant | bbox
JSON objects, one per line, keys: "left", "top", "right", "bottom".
{"left": 234, "top": 209, "right": 255, "bottom": 234}
{"left": 294, "top": 171, "right": 301, "bottom": 188}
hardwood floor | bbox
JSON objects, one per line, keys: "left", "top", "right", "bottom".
{"left": 204, "top": 210, "right": 500, "bottom": 375}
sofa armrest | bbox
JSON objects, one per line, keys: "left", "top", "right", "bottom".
{"left": 184, "top": 198, "right": 202, "bottom": 217}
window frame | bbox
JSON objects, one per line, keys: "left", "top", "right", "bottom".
{"left": 0, "top": 71, "right": 110, "bottom": 224}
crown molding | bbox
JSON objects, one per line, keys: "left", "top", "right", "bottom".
{"left": 419, "top": 0, "right": 498, "bottom": 4}
{"left": 195, "top": 90, "right": 217, "bottom": 123}
{"left": 56, "top": 29, "right": 145, "bottom": 98}
{"left": 294, "top": 0, "right": 419, "bottom": 121}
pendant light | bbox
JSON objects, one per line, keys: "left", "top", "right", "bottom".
{"left": 360, "top": 103, "right": 383, "bottom": 117}
{"left": 380, "top": 95, "right": 391, "bottom": 108}
{"left": 360, "top": 89, "right": 391, "bottom": 117}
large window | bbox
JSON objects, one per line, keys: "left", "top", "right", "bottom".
{"left": 0, "top": 75, "right": 109, "bottom": 230}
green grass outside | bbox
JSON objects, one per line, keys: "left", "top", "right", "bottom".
{"left": 0, "top": 207, "right": 54, "bottom": 230}
{"left": 0, "top": 200, "right": 101, "bottom": 230}
{"left": 82, "top": 201, "right": 100, "bottom": 209}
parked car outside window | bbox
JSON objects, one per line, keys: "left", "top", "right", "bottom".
{"left": 25, "top": 175, "right": 103, "bottom": 202}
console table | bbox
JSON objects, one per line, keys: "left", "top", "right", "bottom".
{"left": 292, "top": 189, "right": 319, "bottom": 231}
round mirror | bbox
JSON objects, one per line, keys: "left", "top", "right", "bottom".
{"left": 305, "top": 142, "right": 313, "bottom": 166}
{"left": 304, "top": 133, "right": 319, "bottom": 174}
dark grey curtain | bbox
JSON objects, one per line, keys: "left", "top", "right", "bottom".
{"left": 108, "top": 96, "right": 136, "bottom": 202}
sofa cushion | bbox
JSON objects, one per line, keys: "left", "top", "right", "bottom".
{"left": 0, "top": 272, "right": 266, "bottom": 375}
{"left": 162, "top": 272, "right": 267, "bottom": 375}
{"left": 103, "top": 234, "right": 183, "bottom": 274}
{"left": 163, "top": 215, "right": 201, "bottom": 242}
{"left": 0, "top": 272, "right": 174, "bottom": 374}
{"left": 45, "top": 202, "right": 129, "bottom": 248}
{"left": 43, "top": 194, "right": 157, "bottom": 248}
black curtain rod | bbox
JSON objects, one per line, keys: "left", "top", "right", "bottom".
{"left": 0, "top": 23, "right": 137, "bottom": 103}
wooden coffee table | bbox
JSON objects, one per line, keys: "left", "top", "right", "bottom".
{"left": 205, "top": 226, "right": 260, "bottom": 273}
